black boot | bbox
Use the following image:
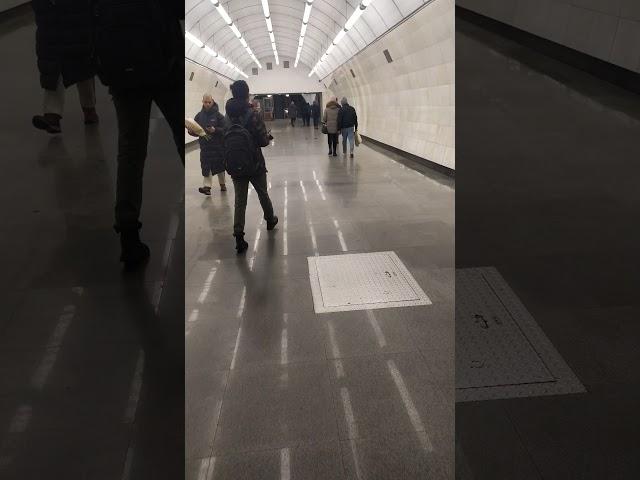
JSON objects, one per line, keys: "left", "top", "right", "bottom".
{"left": 119, "top": 229, "right": 150, "bottom": 269}
{"left": 266, "top": 216, "right": 279, "bottom": 231}
{"left": 32, "top": 113, "right": 61, "bottom": 134}
{"left": 234, "top": 233, "right": 248, "bottom": 254}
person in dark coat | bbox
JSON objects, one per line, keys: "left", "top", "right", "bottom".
{"left": 337, "top": 96, "right": 358, "bottom": 158}
{"left": 188, "top": 94, "right": 228, "bottom": 195}
{"left": 225, "top": 80, "right": 278, "bottom": 254}
{"left": 288, "top": 101, "right": 297, "bottom": 126}
{"left": 95, "top": 0, "right": 184, "bottom": 269}
{"left": 31, "top": 0, "right": 99, "bottom": 134}
{"left": 311, "top": 100, "right": 321, "bottom": 129}
{"left": 301, "top": 102, "right": 310, "bottom": 126}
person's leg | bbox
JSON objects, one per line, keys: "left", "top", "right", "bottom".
{"left": 348, "top": 127, "right": 355, "bottom": 154}
{"left": 250, "top": 172, "right": 276, "bottom": 225}
{"left": 152, "top": 81, "right": 185, "bottom": 165}
{"left": 77, "top": 77, "right": 99, "bottom": 124}
{"left": 34, "top": 76, "right": 64, "bottom": 133}
{"left": 332, "top": 134, "right": 338, "bottom": 155}
{"left": 112, "top": 89, "right": 153, "bottom": 265}
{"left": 217, "top": 172, "right": 227, "bottom": 191}
{"left": 113, "top": 90, "right": 152, "bottom": 232}
{"left": 232, "top": 176, "right": 249, "bottom": 237}
{"left": 342, "top": 129, "right": 347, "bottom": 154}
{"left": 327, "top": 133, "right": 332, "bottom": 154}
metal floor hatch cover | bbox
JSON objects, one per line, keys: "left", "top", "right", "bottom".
{"left": 456, "top": 267, "right": 585, "bottom": 402}
{"left": 308, "top": 251, "right": 432, "bottom": 313}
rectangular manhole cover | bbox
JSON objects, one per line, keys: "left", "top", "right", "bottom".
{"left": 456, "top": 267, "right": 585, "bottom": 402}
{"left": 308, "top": 251, "right": 432, "bottom": 313}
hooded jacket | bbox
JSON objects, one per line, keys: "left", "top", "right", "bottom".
{"left": 337, "top": 103, "right": 358, "bottom": 130}
{"left": 322, "top": 100, "right": 341, "bottom": 134}
{"left": 225, "top": 97, "right": 271, "bottom": 175}
{"left": 193, "top": 103, "right": 227, "bottom": 175}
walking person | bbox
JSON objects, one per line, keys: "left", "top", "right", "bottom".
{"left": 31, "top": 0, "right": 99, "bottom": 134}
{"left": 323, "top": 98, "right": 341, "bottom": 156}
{"left": 92, "top": 0, "right": 184, "bottom": 268}
{"left": 311, "top": 100, "right": 320, "bottom": 129}
{"left": 301, "top": 102, "right": 310, "bottom": 126}
{"left": 338, "top": 97, "right": 358, "bottom": 158}
{"left": 187, "top": 94, "right": 227, "bottom": 195}
{"left": 225, "top": 80, "right": 278, "bottom": 254}
{"left": 288, "top": 100, "right": 297, "bottom": 127}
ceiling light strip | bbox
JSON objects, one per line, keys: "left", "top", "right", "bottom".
{"left": 309, "top": 0, "right": 373, "bottom": 77}
{"left": 211, "top": 0, "right": 262, "bottom": 68}
{"left": 186, "top": 31, "right": 248, "bottom": 78}
{"left": 261, "top": 0, "right": 279, "bottom": 65}
{"left": 295, "top": 0, "right": 314, "bottom": 68}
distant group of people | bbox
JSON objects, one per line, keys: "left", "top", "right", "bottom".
{"left": 30, "top": 0, "right": 184, "bottom": 269}
{"left": 323, "top": 97, "right": 358, "bottom": 158}
{"left": 287, "top": 100, "right": 321, "bottom": 128}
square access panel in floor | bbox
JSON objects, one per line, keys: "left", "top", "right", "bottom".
{"left": 456, "top": 267, "right": 585, "bottom": 402}
{"left": 308, "top": 251, "right": 432, "bottom": 313}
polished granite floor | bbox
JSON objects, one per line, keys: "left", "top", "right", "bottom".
{"left": 456, "top": 14, "right": 640, "bottom": 480}
{"left": 185, "top": 120, "right": 455, "bottom": 479}
{"left": 0, "top": 6, "right": 184, "bottom": 479}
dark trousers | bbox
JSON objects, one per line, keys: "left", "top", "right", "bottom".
{"left": 290, "top": 117, "right": 296, "bottom": 126}
{"left": 313, "top": 116, "right": 319, "bottom": 128}
{"left": 232, "top": 171, "right": 275, "bottom": 236}
{"left": 327, "top": 133, "right": 338, "bottom": 154}
{"left": 112, "top": 84, "right": 184, "bottom": 231}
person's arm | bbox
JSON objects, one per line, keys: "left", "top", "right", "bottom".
{"left": 337, "top": 109, "right": 343, "bottom": 131}
{"left": 214, "top": 112, "right": 227, "bottom": 135}
{"left": 252, "top": 112, "right": 270, "bottom": 147}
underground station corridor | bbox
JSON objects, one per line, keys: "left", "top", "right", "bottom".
{"left": 1, "top": 0, "right": 640, "bottom": 478}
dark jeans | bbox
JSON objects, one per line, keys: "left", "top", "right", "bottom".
{"left": 327, "top": 133, "right": 338, "bottom": 154}
{"left": 112, "top": 83, "right": 184, "bottom": 232}
{"left": 290, "top": 117, "right": 296, "bottom": 126}
{"left": 232, "top": 171, "right": 275, "bottom": 236}
{"left": 313, "top": 117, "right": 319, "bottom": 128}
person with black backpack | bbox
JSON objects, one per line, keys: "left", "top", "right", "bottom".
{"left": 224, "top": 80, "right": 278, "bottom": 254}
{"left": 92, "top": 0, "right": 184, "bottom": 268}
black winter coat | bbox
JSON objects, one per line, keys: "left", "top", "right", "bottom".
{"left": 311, "top": 103, "right": 321, "bottom": 119}
{"left": 225, "top": 98, "right": 271, "bottom": 175}
{"left": 337, "top": 104, "right": 358, "bottom": 130}
{"left": 32, "top": 0, "right": 95, "bottom": 90}
{"left": 194, "top": 105, "right": 227, "bottom": 176}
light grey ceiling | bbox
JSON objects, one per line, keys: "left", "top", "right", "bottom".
{"left": 185, "top": 0, "right": 428, "bottom": 78}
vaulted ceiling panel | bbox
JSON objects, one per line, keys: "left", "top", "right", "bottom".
{"left": 185, "top": 0, "right": 432, "bottom": 80}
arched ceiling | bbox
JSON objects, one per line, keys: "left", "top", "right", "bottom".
{"left": 185, "top": 0, "right": 429, "bottom": 79}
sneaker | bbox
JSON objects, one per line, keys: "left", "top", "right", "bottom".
{"left": 32, "top": 113, "right": 61, "bottom": 134}
{"left": 328, "top": 151, "right": 332, "bottom": 156}
{"left": 220, "top": 184, "right": 227, "bottom": 192}
{"left": 83, "top": 107, "right": 100, "bottom": 125}
{"left": 198, "top": 186, "right": 211, "bottom": 196}
{"left": 266, "top": 216, "right": 279, "bottom": 231}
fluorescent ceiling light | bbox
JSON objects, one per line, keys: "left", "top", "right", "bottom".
{"left": 185, "top": 32, "right": 204, "bottom": 48}
{"left": 327, "top": 44, "right": 335, "bottom": 55}
{"left": 266, "top": 17, "right": 273, "bottom": 31}
{"left": 261, "top": 0, "right": 270, "bottom": 18}
{"left": 345, "top": 7, "right": 364, "bottom": 30}
{"left": 301, "top": 23, "right": 308, "bottom": 37}
{"left": 217, "top": 55, "right": 227, "bottom": 64}
{"left": 204, "top": 46, "right": 217, "bottom": 56}
{"left": 215, "top": 4, "right": 232, "bottom": 24}
{"left": 269, "top": 31, "right": 275, "bottom": 43}
{"left": 298, "top": 38, "right": 304, "bottom": 47}
{"left": 362, "top": 0, "right": 373, "bottom": 6}
{"left": 240, "top": 37, "right": 247, "bottom": 48}
{"left": 333, "top": 29, "right": 346, "bottom": 45}
{"left": 230, "top": 24, "right": 241, "bottom": 38}
{"left": 303, "top": 3, "right": 312, "bottom": 23}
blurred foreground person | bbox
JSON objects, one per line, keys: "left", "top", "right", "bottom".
{"left": 31, "top": 0, "right": 99, "bottom": 134}
{"left": 187, "top": 94, "right": 227, "bottom": 195}
{"left": 93, "top": 0, "right": 184, "bottom": 268}
{"left": 224, "top": 80, "right": 278, "bottom": 254}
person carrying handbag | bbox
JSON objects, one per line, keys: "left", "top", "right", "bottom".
{"left": 322, "top": 98, "right": 341, "bottom": 156}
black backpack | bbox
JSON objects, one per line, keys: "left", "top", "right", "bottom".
{"left": 224, "top": 110, "right": 259, "bottom": 178}
{"left": 92, "top": 0, "right": 177, "bottom": 89}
